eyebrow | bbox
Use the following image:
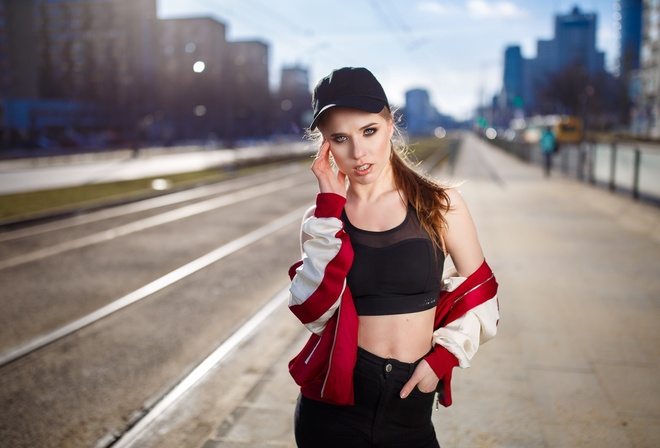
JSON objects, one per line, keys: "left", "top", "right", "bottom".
{"left": 329, "top": 122, "right": 379, "bottom": 137}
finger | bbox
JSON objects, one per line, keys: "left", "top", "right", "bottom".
{"left": 400, "top": 376, "right": 420, "bottom": 399}
{"left": 312, "top": 141, "right": 330, "bottom": 169}
{"left": 316, "top": 140, "right": 330, "bottom": 159}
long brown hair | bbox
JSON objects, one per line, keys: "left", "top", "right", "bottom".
{"left": 308, "top": 106, "right": 452, "bottom": 253}
{"left": 384, "top": 108, "right": 451, "bottom": 254}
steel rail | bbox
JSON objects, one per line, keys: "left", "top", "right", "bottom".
{"left": 0, "top": 177, "right": 310, "bottom": 270}
{"left": 0, "top": 205, "right": 308, "bottom": 367}
{"left": 108, "top": 285, "right": 291, "bottom": 448}
{"left": 0, "top": 163, "right": 305, "bottom": 242}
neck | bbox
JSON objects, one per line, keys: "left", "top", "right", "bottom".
{"left": 346, "top": 164, "right": 398, "bottom": 204}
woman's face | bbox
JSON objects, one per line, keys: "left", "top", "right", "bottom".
{"left": 319, "top": 107, "right": 394, "bottom": 185}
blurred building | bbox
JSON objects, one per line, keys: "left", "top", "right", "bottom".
{"left": 227, "top": 40, "right": 270, "bottom": 140}
{"left": 499, "top": 6, "right": 607, "bottom": 117}
{"left": 1, "top": 0, "right": 159, "bottom": 148}
{"left": 502, "top": 45, "right": 524, "bottom": 111}
{"left": 275, "top": 65, "right": 311, "bottom": 135}
{"left": 1, "top": 0, "right": 38, "bottom": 99}
{"left": 405, "top": 89, "right": 435, "bottom": 135}
{"left": 630, "top": 0, "right": 660, "bottom": 138}
{"left": 156, "top": 17, "right": 230, "bottom": 143}
{"left": 155, "top": 19, "right": 272, "bottom": 143}
{"left": 403, "top": 88, "right": 457, "bottom": 135}
{"left": 617, "top": 0, "right": 643, "bottom": 76}
{"left": 553, "top": 6, "right": 605, "bottom": 75}
{"left": 36, "top": 0, "right": 158, "bottom": 117}
{"left": 0, "top": 0, "right": 274, "bottom": 150}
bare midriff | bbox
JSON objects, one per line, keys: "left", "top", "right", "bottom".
{"left": 357, "top": 307, "right": 435, "bottom": 362}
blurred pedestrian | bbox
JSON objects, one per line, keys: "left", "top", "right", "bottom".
{"left": 287, "top": 67, "right": 500, "bottom": 448}
{"left": 539, "top": 126, "right": 557, "bottom": 177}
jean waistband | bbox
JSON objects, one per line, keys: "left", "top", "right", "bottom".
{"left": 356, "top": 347, "right": 424, "bottom": 377}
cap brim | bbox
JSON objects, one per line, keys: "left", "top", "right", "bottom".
{"left": 310, "top": 97, "right": 387, "bottom": 130}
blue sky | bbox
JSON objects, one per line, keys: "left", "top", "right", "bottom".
{"left": 157, "top": 0, "right": 619, "bottom": 119}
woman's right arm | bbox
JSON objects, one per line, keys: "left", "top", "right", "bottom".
{"left": 288, "top": 193, "right": 353, "bottom": 335}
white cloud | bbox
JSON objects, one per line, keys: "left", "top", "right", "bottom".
{"left": 416, "top": 1, "right": 456, "bottom": 16}
{"left": 467, "top": 0, "right": 527, "bottom": 19}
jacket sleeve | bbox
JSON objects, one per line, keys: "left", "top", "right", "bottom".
{"left": 424, "top": 261, "right": 499, "bottom": 379}
{"left": 288, "top": 193, "right": 353, "bottom": 335}
{"left": 431, "top": 295, "right": 499, "bottom": 368}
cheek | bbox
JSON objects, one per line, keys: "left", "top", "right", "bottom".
{"left": 335, "top": 158, "right": 353, "bottom": 174}
{"left": 328, "top": 147, "right": 350, "bottom": 171}
{"left": 376, "top": 135, "right": 392, "bottom": 158}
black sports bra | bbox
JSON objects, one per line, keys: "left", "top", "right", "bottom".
{"left": 341, "top": 206, "right": 445, "bottom": 316}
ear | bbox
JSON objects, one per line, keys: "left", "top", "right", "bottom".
{"left": 387, "top": 118, "right": 394, "bottom": 139}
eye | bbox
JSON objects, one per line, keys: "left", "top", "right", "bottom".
{"left": 333, "top": 135, "right": 347, "bottom": 143}
{"left": 364, "top": 128, "right": 376, "bottom": 136}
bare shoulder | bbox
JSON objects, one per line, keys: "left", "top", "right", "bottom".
{"left": 441, "top": 187, "right": 484, "bottom": 276}
{"left": 443, "top": 187, "right": 470, "bottom": 216}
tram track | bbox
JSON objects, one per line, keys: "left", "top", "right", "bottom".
{"left": 107, "top": 285, "right": 291, "bottom": 448}
{"left": 0, "top": 176, "right": 305, "bottom": 270}
{"left": 0, "top": 163, "right": 305, "bottom": 243}
{"left": 0, "top": 205, "right": 308, "bottom": 368}
{"left": 0, "top": 162, "right": 317, "bottom": 447}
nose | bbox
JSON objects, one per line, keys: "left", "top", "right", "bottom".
{"left": 352, "top": 141, "right": 365, "bottom": 160}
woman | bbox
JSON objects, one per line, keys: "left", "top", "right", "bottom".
{"left": 288, "top": 67, "right": 499, "bottom": 448}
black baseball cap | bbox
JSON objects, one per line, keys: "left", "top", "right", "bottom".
{"left": 310, "top": 67, "right": 390, "bottom": 130}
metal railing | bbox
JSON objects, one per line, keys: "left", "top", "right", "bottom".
{"left": 487, "top": 136, "right": 660, "bottom": 205}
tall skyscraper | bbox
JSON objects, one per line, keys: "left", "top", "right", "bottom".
{"left": 501, "top": 6, "right": 607, "bottom": 114}
{"left": 503, "top": 45, "right": 524, "bottom": 108}
{"left": 554, "top": 6, "right": 604, "bottom": 75}
{"left": 617, "top": 0, "right": 643, "bottom": 76}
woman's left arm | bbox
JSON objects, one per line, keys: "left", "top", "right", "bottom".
{"left": 400, "top": 188, "right": 499, "bottom": 398}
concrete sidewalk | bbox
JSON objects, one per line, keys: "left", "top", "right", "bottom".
{"left": 135, "top": 133, "right": 660, "bottom": 448}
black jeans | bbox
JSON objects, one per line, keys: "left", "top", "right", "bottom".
{"left": 294, "top": 347, "right": 440, "bottom": 448}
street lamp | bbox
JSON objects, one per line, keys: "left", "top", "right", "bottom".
{"left": 193, "top": 61, "right": 205, "bottom": 73}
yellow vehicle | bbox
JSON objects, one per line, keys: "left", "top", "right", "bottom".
{"left": 553, "top": 116, "right": 583, "bottom": 144}
{"left": 517, "top": 115, "right": 584, "bottom": 144}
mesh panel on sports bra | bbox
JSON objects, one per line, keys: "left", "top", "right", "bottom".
{"left": 341, "top": 206, "right": 445, "bottom": 316}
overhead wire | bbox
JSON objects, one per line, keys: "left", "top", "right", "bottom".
{"left": 185, "top": 0, "right": 346, "bottom": 71}
{"left": 366, "top": 0, "right": 447, "bottom": 108}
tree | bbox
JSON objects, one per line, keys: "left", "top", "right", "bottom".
{"left": 538, "top": 62, "right": 628, "bottom": 131}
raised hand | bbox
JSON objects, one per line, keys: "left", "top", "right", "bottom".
{"left": 311, "top": 140, "right": 347, "bottom": 197}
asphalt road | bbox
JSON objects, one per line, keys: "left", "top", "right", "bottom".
{"left": 0, "top": 162, "right": 319, "bottom": 447}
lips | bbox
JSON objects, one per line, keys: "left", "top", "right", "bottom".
{"left": 354, "top": 163, "right": 373, "bottom": 175}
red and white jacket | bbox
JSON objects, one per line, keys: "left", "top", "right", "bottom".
{"left": 288, "top": 193, "right": 499, "bottom": 406}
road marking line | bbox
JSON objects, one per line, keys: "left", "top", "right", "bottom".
{"left": 0, "top": 206, "right": 307, "bottom": 367}
{"left": 110, "top": 285, "right": 290, "bottom": 448}
{"left": 0, "top": 177, "right": 306, "bottom": 270}
{"left": 0, "top": 164, "right": 305, "bottom": 242}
